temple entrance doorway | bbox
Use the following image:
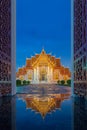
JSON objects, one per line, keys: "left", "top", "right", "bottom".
{"left": 41, "top": 74, "right": 47, "bottom": 81}
{"left": 40, "top": 66, "right": 47, "bottom": 83}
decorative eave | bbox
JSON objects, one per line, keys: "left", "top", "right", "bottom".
{"left": 32, "top": 50, "right": 56, "bottom": 67}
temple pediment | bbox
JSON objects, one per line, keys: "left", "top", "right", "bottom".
{"left": 32, "top": 49, "right": 55, "bottom": 67}
{"left": 16, "top": 49, "right": 71, "bottom": 83}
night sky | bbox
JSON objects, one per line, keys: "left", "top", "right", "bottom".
{"left": 16, "top": 0, "right": 71, "bottom": 71}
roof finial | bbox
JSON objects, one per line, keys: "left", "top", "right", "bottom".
{"left": 42, "top": 45, "right": 44, "bottom": 51}
{"left": 41, "top": 45, "right": 46, "bottom": 54}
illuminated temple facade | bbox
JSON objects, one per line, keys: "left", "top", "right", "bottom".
{"left": 16, "top": 49, "right": 71, "bottom": 84}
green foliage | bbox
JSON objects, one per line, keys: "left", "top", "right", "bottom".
{"left": 16, "top": 79, "right": 21, "bottom": 86}
{"left": 16, "top": 80, "right": 31, "bottom": 86}
{"left": 57, "top": 80, "right": 60, "bottom": 84}
{"left": 27, "top": 81, "right": 30, "bottom": 85}
{"left": 67, "top": 79, "right": 71, "bottom": 86}
{"left": 23, "top": 80, "right": 26, "bottom": 85}
{"left": 61, "top": 80, "right": 65, "bottom": 85}
{"left": 57, "top": 79, "right": 71, "bottom": 87}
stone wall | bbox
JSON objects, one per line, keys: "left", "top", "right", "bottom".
{"left": 74, "top": 0, "right": 87, "bottom": 97}
{"left": 0, "top": 0, "right": 16, "bottom": 96}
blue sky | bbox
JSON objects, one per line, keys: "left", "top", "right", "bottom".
{"left": 16, "top": 0, "right": 71, "bottom": 71}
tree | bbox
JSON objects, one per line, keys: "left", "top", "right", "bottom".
{"left": 27, "top": 81, "right": 30, "bottom": 85}
{"left": 16, "top": 79, "right": 21, "bottom": 86}
{"left": 23, "top": 80, "right": 26, "bottom": 85}
{"left": 61, "top": 80, "right": 65, "bottom": 85}
{"left": 67, "top": 79, "right": 71, "bottom": 86}
{"left": 57, "top": 80, "right": 60, "bottom": 84}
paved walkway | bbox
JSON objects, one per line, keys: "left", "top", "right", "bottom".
{"left": 16, "top": 84, "right": 71, "bottom": 94}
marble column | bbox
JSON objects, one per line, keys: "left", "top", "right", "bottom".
{"left": 36, "top": 66, "right": 39, "bottom": 83}
{"left": 24, "top": 74, "right": 28, "bottom": 81}
{"left": 33, "top": 69, "right": 35, "bottom": 82}
{"left": 51, "top": 68, "right": 53, "bottom": 81}
{"left": 47, "top": 66, "right": 50, "bottom": 82}
{"left": 34, "top": 68, "right": 36, "bottom": 83}
{"left": 36, "top": 68, "right": 37, "bottom": 81}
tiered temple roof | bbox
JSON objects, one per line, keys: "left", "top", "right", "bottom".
{"left": 16, "top": 49, "right": 71, "bottom": 79}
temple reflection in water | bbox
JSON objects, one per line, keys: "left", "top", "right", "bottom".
{"left": 0, "top": 91, "right": 87, "bottom": 130}
{"left": 17, "top": 93, "right": 71, "bottom": 118}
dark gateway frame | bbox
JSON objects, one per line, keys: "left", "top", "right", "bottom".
{"left": 0, "top": 0, "right": 87, "bottom": 97}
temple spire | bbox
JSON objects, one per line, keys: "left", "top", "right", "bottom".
{"left": 42, "top": 45, "right": 44, "bottom": 50}
{"left": 41, "top": 46, "right": 46, "bottom": 54}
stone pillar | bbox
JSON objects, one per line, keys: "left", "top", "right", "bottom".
{"left": 35, "top": 68, "right": 37, "bottom": 83}
{"left": 0, "top": 0, "right": 16, "bottom": 96}
{"left": 58, "top": 71, "right": 61, "bottom": 80}
{"left": 36, "top": 68, "right": 37, "bottom": 81}
{"left": 47, "top": 66, "right": 50, "bottom": 82}
{"left": 33, "top": 69, "right": 35, "bottom": 82}
{"left": 51, "top": 68, "right": 53, "bottom": 81}
{"left": 11, "top": 0, "right": 16, "bottom": 95}
{"left": 36, "top": 67, "right": 38, "bottom": 82}
{"left": 24, "top": 74, "right": 28, "bottom": 81}
{"left": 35, "top": 67, "right": 38, "bottom": 82}
{"left": 38, "top": 67, "right": 40, "bottom": 82}
{"left": 37, "top": 66, "right": 39, "bottom": 83}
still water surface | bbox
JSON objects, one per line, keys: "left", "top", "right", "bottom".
{"left": 0, "top": 86, "right": 87, "bottom": 130}
{"left": 16, "top": 86, "right": 72, "bottom": 130}
{"left": 16, "top": 93, "right": 73, "bottom": 130}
